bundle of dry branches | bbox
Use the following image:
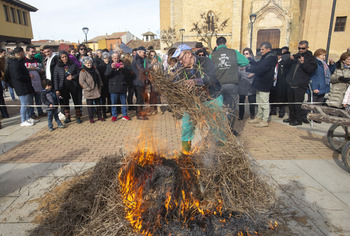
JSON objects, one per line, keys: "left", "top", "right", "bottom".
{"left": 151, "top": 68, "right": 275, "bottom": 215}
{"left": 31, "top": 155, "right": 137, "bottom": 236}
{"left": 32, "top": 67, "right": 276, "bottom": 235}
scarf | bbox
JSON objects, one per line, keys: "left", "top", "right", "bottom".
{"left": 317, "top": 58, "right": 331, "bottom": 85}
{"left": 45, "top": 54, "right": 55, "bottom": 80}
{"left": 85, "top": 67, "right": 100, "bottom": 88}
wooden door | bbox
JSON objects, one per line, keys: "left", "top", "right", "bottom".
{"left": 256, "top": 29, "right": 280, "bottom": 51}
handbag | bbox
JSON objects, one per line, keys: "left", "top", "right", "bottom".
{"left": 56, "top": 96, "right": 66, "bottom": 121}
{"left": 58, "top": 109, "right": 66, "bottom": 121}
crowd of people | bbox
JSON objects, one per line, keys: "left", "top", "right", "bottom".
{"left": 0, "top": 40, "right": 350, "bottom": 153}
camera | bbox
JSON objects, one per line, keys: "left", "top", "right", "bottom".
{"left": 115, "top": 62, "right": 123, "bottom": 69}
{"left": 293, "top": 53, "right": 301, "bottom": 59}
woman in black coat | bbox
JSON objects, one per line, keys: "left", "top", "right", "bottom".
{"left": 53, "top": 51, "right": 82, "bottom": 123}
{"left": 97, "top": 52, "right": 111, "bottom": 118}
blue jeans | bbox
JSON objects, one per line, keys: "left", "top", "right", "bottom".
{"left": 29, "top": 92, "right": 43, "bottom": 116}
{"left": 19, "top": 94, "right": 33, "bottom": 122}
{"left": 9, "top": 86, "right": 16, "bottom": 100}
{"left": 47, "top": 109, "right": 62, "bottom": 129}
{"left": 110, "top": 93, "right": 127, "bottom": 117}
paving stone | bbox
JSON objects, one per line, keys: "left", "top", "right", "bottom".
{"left": 0, "top": 197, "right": 17, "bottom": 215}
{"left": 0, "top": 163, "right": 51, "bottom": 197}
{"left": 0, "top": 223, "right": 37, "bottom": 236}
{"left": 293, "top": 159, "right": 350, "bottom": 192}
{"left": 0, "top": 176, "right": 58, "bottom": 223}
{"left": 0, "top": 163, "right": 18, "bottom": 175}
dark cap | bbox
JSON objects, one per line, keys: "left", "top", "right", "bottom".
{"left": 281, "top": 46, "right": 289, "bottom": 51}
{"left": 137, "top": 46, "right": 146, "bottom": 52}
{"left": 147, "top": 46, "right": 154, "bottom": 50}
{"left": 195, "top": 42, "right": 203, "bottom": 48}
{"left": 273, "top": 48, "right": 282, "bottom": 56}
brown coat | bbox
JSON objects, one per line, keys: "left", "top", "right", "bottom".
{"left": 79, "top": 68, "right": 103, "bottom": 99}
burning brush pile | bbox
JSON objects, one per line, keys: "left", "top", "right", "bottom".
{"left": 31, "top": 68, "right": 277, "bottom": 235}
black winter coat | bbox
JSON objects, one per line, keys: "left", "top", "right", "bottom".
{"left": 131, "top": 54, "right": 147, "bottom": 87}
{"left": 53, "top": 62, "right": 80, "bottom": 92}
{"left": 41, "top": 89, "right": 59, "bottom": 111}
{"left": 97, "top": 62, "right": 110, "bottom": 97}
{"left": 248, "top": 51, "right": 278, "bottom": 92}
{"left": 8, "top": 58, "right": 34, "bottom": 96}
{"left": 105, "top": 63, "right": 131, "bottom": 94}
{"left": 285, "top": 50, "right": 317, "bottom": 89}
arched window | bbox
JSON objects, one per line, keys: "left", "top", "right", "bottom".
{"left": 207, "top": 11, "right": 215, "bottom": 32}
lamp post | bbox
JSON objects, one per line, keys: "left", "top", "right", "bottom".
{"left": 249, "top": 14, "right": 257, "bottom": 50}
{"left": 82, "top": 27, "right": 89, "bottom": 45}
{"left": 180, "top": 28, "right": 185, "bottom": 45}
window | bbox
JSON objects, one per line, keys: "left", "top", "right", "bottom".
{"left": 17, "top": 9, "right": 22, "bottom": 24}
{"left": 3, "top": 5, "right": 9, "bottom": 22}
{"left": 207, "top": 11, "right": 215, "bottom": 32}
{"left": 22, "top": 11, "right": 27, "bottom": 25}
{"left": 335, "top": 16, "right": 347, "bottom": 32}
{"left": 10, "top": 7, "right": 16, "bottom": 23}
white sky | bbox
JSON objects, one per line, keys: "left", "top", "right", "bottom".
{"left": 25, "top": 0, "right": 160, "bottom": 43}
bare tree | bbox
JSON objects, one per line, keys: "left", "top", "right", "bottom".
{"left": 160, "top": 27, "right": 178, "bottom": 49}
{"left": 190, "top": 12, "right": 229, "bottom": 51}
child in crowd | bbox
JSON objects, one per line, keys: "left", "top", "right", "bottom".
{"left": 40, "top": 79, "right": 64, "bottom": 131}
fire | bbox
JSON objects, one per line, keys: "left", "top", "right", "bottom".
{"left": 118, "top": 146, "right": 224, "bottom": 235}
{"left": 118, "top": 138, "right": 278, "bottom": 235}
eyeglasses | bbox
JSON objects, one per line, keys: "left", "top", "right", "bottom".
{"left": 244, "top": 52, "right": 250, "bottom": 55}
{"left": 298, "top": 47, "right": 307, "bottom": 50}
{"left": 80, "top": 48, "right": 86, "bottom": 51}
{"left": 198, "top": 54, "right": 204, "bottom": 57}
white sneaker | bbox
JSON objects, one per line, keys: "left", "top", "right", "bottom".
{"left": 27, "top": 118, "right": 39, "bottom": 124}
{"left": 20, "top": 121, "right": 34, "bottom": 127}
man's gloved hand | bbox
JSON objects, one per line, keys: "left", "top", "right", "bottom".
{"left": 338, "top": 76, "right": 350, "bottom": 83}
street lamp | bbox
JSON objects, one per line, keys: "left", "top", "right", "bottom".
{"left": 249, "top": 14, "right": 257, "bottom": 50}
{"left": 180, "top": 28, "right": 185, "bottom": 45}
{"left": 82, "top": 27, "right": 89, "bottom": 44}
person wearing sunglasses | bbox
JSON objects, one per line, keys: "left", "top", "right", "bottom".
{"left": 53, "top": 51, "right": 82, "bottom": 124}
{"left": 283, "top": 40, "right": 317, "bottom": 126}
{"left": 76, "top": 44, "right": 88, "bottom": 69}
{"left": 195, "top": 48, "right": 208, "bottom": 57}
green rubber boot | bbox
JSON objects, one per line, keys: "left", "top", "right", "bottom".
{"left": 182, "top": 141, "right": 191, "bottom": 154}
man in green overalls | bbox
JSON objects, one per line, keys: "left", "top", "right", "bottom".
{"left": 172, "top": 45, "right": 224, "bottom": 153}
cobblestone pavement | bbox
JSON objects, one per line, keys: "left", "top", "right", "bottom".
{"left": 0, "top": 110, "right": 182, "bottom": 163}
{"left": 236, "top": 117, "right": 339, "bottom": 160}
{"left": 0, "top": 100, "right": 349, "bottom": 235}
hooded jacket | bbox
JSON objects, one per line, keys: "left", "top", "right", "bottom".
{"left": 41, "top": 88, "right": 59, "bottom": 111}
{"left": 8, "top": 58, "right": 34, "bottom": 96}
